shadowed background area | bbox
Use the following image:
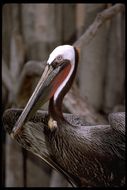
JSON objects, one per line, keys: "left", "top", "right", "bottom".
{"left": 2, "top": 3, "right": 125, "bottom": 187}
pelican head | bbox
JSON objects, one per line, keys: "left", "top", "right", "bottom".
{"left": 47, "top": 45, "right": 75, "bottom": 65}
{"left": 11, "top": 45, "right": 79, "bottom": 138}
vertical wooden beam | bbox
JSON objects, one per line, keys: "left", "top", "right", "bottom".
{"left": 103, "top": 11, "right": 125, "bottom": 112}
{"left": 5, "top": 135, "right": 23, "bottom": 187}
{"left": 78, "top": 4, "right": 110, "bottom": 111}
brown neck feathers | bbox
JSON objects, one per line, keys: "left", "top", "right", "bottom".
{"left": 49, "top": 47, "right": 79, "bottom": 122}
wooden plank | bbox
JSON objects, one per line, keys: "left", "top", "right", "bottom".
{"left": 103, "top": 11, "right": 125, "bottom": 112}
{"left": 5, "top": 135, "right": 23, "bottom": 187}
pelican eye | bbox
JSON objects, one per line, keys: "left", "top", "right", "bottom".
{"left": 51, "top": 55, "right": 63, "bottom": 69}
{"left": 56, "top": 55, "right": 63, "bottom": 62}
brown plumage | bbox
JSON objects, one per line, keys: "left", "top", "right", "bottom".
{"left": 3, "top": 45, "right": 125, "bottom": 187}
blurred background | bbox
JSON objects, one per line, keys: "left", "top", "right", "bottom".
{"left": 2, "top": 3, "right": 125, "bottom": 187}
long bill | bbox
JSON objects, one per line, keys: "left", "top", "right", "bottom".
{"left": 10, "top": 61, "right": 71, "bottom": 138}
{"left": 10, "top": 64, "right": 55, "bottom": 138}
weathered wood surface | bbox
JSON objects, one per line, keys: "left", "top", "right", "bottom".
{"left": 75, "top": 4, "right": 124, "bottom": 110}
{"left": 5, "top": 135, "right": 23, "bottom": 187}
{"left": 74, "top": 4, "right": 124, "bottom": 48}
{"left": 103, "top": 11, "right": 125, "bottom": 112}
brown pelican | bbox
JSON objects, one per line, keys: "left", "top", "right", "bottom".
{"left": 5, "top": 45, "right": 125, "bottom": 187}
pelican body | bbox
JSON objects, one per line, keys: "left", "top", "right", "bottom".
{"left": 10, "top": 45, "right": 125, "bottom": 187}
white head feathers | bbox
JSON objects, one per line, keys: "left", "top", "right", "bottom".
{"left": 47, "top": 45, "right": 75, "bottom": 65}
{"left": 47, "top": 45, "right": 76, "bottom": 101}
